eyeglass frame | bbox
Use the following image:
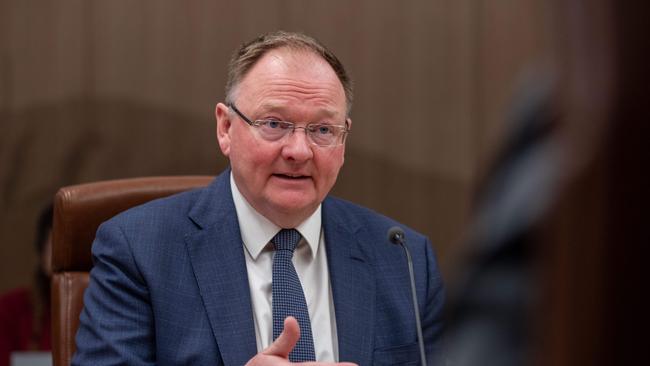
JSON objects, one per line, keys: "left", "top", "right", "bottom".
{"left": 228, "top": 103, "right": 350, "bottom": 147}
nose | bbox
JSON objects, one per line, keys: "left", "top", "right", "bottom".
{"left": 280, "top": 128, "right": 314, "bottom": 162}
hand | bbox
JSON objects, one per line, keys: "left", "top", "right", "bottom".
{"left": 245, "top": 316, "right": 358, "bottom": 366}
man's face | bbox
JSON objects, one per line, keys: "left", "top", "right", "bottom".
{"left": 215, "top": 48, "right": 349, "bottom": 227}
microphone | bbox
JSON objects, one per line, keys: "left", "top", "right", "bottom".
{"left": 387, "top": 226, "right": 427, "bottom": 366}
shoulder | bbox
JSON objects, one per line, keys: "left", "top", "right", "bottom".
{"left": 323, "top": 195, "right": 427, "bottom": 242}
{"left": 102, "top": 172, "right": 229, "bottom": 235}
{"left": 107, "top": 187, "right": 203, "bottom": 227}
{"left": 86, "top": 186, "right": 213, "bottom": 296}
{"left": 323, "top": 195, "right": 390, "bottom": 222}
{"left": 92, "top": 186, "right": 208, "bottom": 259}
{"left": 103, "top": 188, "right": 208, "bottom": 250}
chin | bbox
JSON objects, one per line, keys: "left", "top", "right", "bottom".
{"left": 270, "top": 196, "right": 318, "bottom": 216}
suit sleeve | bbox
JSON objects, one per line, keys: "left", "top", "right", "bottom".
{"left": 72, "top": 221, "right": 156, "bottom": 366}
{"left": 421, "top": 237, "right": 446, "bottom": 365}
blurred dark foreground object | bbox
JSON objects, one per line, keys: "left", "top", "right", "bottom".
{"left": 444, "top": 76, "right": 558, "bottom": 366}
{"left": 443, "top": 0, "right": 649, "bottom": 365}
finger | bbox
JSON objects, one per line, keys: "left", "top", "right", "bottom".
{"left": 262, "top": 316, "right": 301, "bottom": 358}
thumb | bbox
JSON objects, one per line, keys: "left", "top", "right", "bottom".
{"left": 262, "top": 316, "right": 300, "bottom": 358}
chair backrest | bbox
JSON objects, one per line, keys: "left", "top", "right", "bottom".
{"left": 51, "top": 175, "right": 213, "bottom": 366}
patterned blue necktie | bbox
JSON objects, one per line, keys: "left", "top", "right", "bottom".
{"left": 272, "top": 229, "right": 316, "bottom": 362}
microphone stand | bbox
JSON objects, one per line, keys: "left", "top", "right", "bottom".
{"left": 388, "top": 226, "right": 427, "bottom": 366}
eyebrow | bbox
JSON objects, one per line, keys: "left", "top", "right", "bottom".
{"left": 259, "top": 102, "right": 339, "bottom": 120}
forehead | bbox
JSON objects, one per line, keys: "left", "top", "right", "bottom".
{"left": 235, "top": 48, "right": 346, "bottom": 117}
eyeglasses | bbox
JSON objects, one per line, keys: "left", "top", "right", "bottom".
{"left": 229, "top": 104, "right": 349, "bottom": 147}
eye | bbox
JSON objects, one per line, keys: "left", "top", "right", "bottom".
{"left": 311, "top": 124, "right": 334, "bottom": 135}
{"left": 259, "top": 120, "right": 293, "bottom": 132}
{"left": 264, "top": 119, "right": 282, "bottom": 129}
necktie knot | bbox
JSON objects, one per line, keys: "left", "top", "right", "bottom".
{"left": 272, "top": 229, "right": 301, "bottom": 252}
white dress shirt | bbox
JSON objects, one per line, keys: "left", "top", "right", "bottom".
{"left": 230, "top": 174, "right": 339, "bottom": 362}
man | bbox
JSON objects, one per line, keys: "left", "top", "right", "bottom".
{"left": 73, "top": 31, "right": 445, "bottom": 366}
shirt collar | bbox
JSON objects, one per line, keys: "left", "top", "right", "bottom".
{"left": 230, "top": 172, "right": 321, "bottom": 260}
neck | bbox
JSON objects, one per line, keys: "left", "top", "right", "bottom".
{"left": 262, "top": 207, "right": 312, "bottom": 229}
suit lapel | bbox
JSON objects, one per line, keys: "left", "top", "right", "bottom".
{"left": 183, "top": 174, "right": 377, "bottom": 365}
{"left": 323, "top": 199, "right": 375, "bottom": 365}
{"left": 185, "top": 171, "right": 257, "bottom": 366}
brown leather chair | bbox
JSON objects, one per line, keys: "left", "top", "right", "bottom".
{"left": 51, "top": 176, "right": 213, "bottom": 366}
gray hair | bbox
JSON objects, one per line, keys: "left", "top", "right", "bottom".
{"left": 224, "top": 31, "right": 353, "bottom": 115}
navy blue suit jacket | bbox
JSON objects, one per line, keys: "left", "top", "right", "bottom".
{"left": 73, "top": 171, "right": 445, "bottom": 365}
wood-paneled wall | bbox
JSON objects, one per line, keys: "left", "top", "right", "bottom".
{"left": 0, "top": 0, "right": 551, "bottom": 292}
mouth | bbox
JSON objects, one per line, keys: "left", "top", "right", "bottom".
{"left": 273, "top": 173, "right": 310, "bottom": 180}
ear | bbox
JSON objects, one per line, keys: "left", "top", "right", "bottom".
{"left": 215, "top": 103, "right": 232, "bottom": 157}
{"left": 341, "top": 117, "right": 352, "bottom": 165}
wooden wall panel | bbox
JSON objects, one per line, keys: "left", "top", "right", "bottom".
{"left": 0, "top": 0, "right": 550, "bottom": 291}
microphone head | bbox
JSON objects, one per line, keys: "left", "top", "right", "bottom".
{"left": 387, "top": 226, "right": 406, "bottom": 245}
